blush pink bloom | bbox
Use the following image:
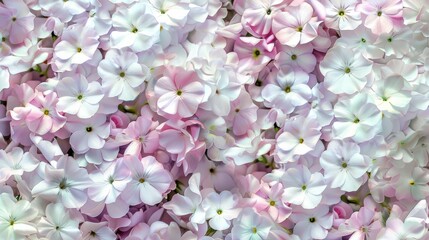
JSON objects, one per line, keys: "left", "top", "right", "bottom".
{"left": 154, "top": 67, "right": 206, "bottom": 118}
{"left": 233, "top": 37, "right": 277, "bottom": 75}
{"left": 359, "top": 0, "right": 403, "bottom": 34}
{"left": 0, "top": 0, "right": 35, "bottom": 44}
{"left": 241, "top": 0, "right": 289, "bottom": 37}
{"left": 272, "top": 2, "right": 321, "bottom": 47}
{"left": 122, "top": 155, "right": 173, "bottom": 206}
{"left": 226, "top": 91, "right": 258, "bottom": 136}
{"left": 26, "top": 92, "right": 66, "bottom": 136}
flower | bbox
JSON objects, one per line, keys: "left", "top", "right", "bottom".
{"left": 66, "top": 114, "right": 110, "bottom": 154}
{"left": 52, "top": 24, "right": 99, "bottom": 72}
{"left": 202, "top": 191, "right": 240, "bottom": 231}
{"left": 272, "top": 2, "right": 321, "bottom": 47}
{"left": 261, "top": 67, "right": 312, "bottom": 114}
{"left": 359, "top": 0, "right": 403, "bottom": 34}
{"left": 110, "top": 2, "right": 160, "bottom": 52}
{"left": 154, "top": 66, "right": 206, "bottom": 118}
{"left": 31, "top": 156, "right": 92, "bottom": 208}
{"left": 319, "top": 45, "right": 373, "bottom": 94}
{"left": 332, "top": 93, "right": 383, "bottom": 143}
{"left": 37, "top": 202, "right": 81, "bottom": 240}
{"left": 230, "top": 208, "right": 273, "bottom": 240}
{"left": 291, "top": 205, "right": 333, "bottom": 240}
{"left": 98, "top": 48, "right": 150, "bottom": 101}
{"left": 320, "top": 140, "right": 370, "bottom": 192}
{"left": 122, "top": 155, "right": 173, "bottom": 206}
{"left": 0, "top": 0, "right": 35, "bottom": 44}
{"left": 0, "top": 192, "right": 38, "bottom": 239}
{"left": 324, "top": 0, "right": 361, "bottom": 30}
{"left": 281, "top": 165, "right": 327, "bottom": 209}
{"left": 56, "top": 75, "right": 104, "bottom": 119}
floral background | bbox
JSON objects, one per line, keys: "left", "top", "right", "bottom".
{"left": 0, "top": 0, "right": 428, "bottom": 239}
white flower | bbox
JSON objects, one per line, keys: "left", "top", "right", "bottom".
{"left": 319, "top": 45, "right": 372, "bottom": 94}
{"left": 261, "top": 68, "right": 312, "bottom": 114}
{"left": 202, "top": 191, "right": 240, "bottom": 231}
{"left": 66, "top": 115, "right": 110, "bottom": 154}
{"left": 56, "top": 76, "right": 104, "bottom": 119}
{"left": 230, "top": 208, "right": 273, "bottom": 240}
{"left": 291, "top": 205, "right": 333, "bottom": 240}
{"left": 0, "top": 193, "right": 38, "bottom": 239}
{"left": 31, "top": 156, "right": 92, "bottom": 209}
{"left": 325, "top": 0, "right": 361, "bottom": 30}
{"left": 371, "top": 75, "right": 412, "bottom": 116}
{"left": 111, "top": 2, "right": 160, "bottom": 52}
{"left": 320, "top": 140, "right": 370, "bottom": 192}
{"left": 37, "top": 203, "right": 81, "bottom": 240}
{"left": 98, "top": 49, "right": 150, "bottom": 101}
{"left": 332, "top": 93, "right": 382, "bottom": 143}
{"left": 282, "top": 165, "right": 327, "bottom": 209}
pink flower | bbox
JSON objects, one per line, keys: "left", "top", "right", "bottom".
{"left": 26, "top": 92, "right": 66, "bottom": 136}
{"left": 359, "top": 0, "right": 403, "bottom": 34}
{"left": 154, "top": 67, "right": 206, "bottom": 118}
{"left": 226, "top": 91, "right": 258, "bottom": 136}
{"left": 233, "top": 37, "right": 277, "bottom": 75}
{"left": 241, "top": 0, "right": 289, "bottom": 37}
{"left": 116, "top": 116, "right": 159, "bottom": 156}
{"left": 272, "top": 2, "right": 321, "bottom": 47}
{"left": 0, "top": 0, "right": 35, "bottom": 44}
{"left": 52, "top": 24, "right": 99, "bottom": 72}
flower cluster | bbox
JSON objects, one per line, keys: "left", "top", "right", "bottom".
{"left": 0, "top": 0, "right": 429, "bottom": 239}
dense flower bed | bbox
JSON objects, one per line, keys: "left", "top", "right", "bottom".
{"left": 0, "top": 0, "right": 428, "bottom": 239}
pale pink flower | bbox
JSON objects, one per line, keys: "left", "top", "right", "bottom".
{"left": 359, "top": 0, "right": 403, "bottom": 34}
{"left": 154, "top": 67, "right": 206, "bottom": 118}
{"left": 282, "top": 165, "right": 327, "bottom": 209}
{"left": 320, "top": 140, "right": 369, "bottom": 192}
{"left": 26, "top": 92, "right": 67, "bottom": 136}
{"left": 241, "top": 0, "right": 289, "bottom": 37}
{"left": 31, "top": 156, "right": 92, "bottom": 208}
{"left": 231, "top": 208, "right": 273, "bottom": 240}
{"left": 272, "top": 2, "right": 321, "bottom": 47}
{"left": 291, "top": 205, "right": 333, "bottom": 240}
{"left": 226, "top": 91, "right": 258, "bottom": 136}
{"left": 261, "top": 68, "right": 312, "bottom": 114}
{"left": 253, "top": 182, "right": 292, "bottom": 222}
{"left": 233, "top": 37, "right": 277, "bottom": 75}
{"left": 66, "top": 114, "right": 110, "bottom": 154}
{"left": 52, "top": 24, "right": 99, "bottom": 72}
{"left": 0, "top": 0, "right": 35, "bottom": 44}
{"left": 98, "top": 49, "right": 149, "bottom": 101}
{"left": 202, "top": 191, "right": 240, "bottom": 231}
{"left": 122, "top": 155, "right": 173, "bottom": 206}
{"left": 37, "top": 202, "right": 81, "bottom": 239}
{"left": 56, "top": 76, "right": 104, "bottom": 119}
{"left": 275, "top": 43, "right": 317, "bottom": 73}
{"left": 111, "top": 2, "right": 160, "bottom": 52}
{"left": 80, "top": 222, "right": 117, "bottom": 240}
{"left": 325, "top": 0, "right": 361, "bottom": 30}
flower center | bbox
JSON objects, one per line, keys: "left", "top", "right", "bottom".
{"left": 86, "top": 127, "right": 93, "bottom": 132}
{"left": 309, "top": 217, "right": 316, "bottom": 223}
{"left": 387, "top": 37, "right": 392, "bottom": 42}
{"left": 176, "top": 90, "right": 183, "bottom": 96}
{"left": 342, "top": 162, "right": 348, "bottom": 168}
{"left": 338, "top": 10, "right": 345, "bottom": 16}
{"left": 284, "top": 86, "right": 291, "bottom": 93}
{"left": 252, "top": 227, "right": 257, "bottom": 233}
{"left": 43, "top": 109, "right": 50, "bottom": 115}
{"left": 108, "top": 176, "right": 115, "bottom": 184}
{"left": 12, "top": 17, "right": 16, "bottom": 22}
{"left": 209, "top": 168, "right": 215, "bottom": 174}
{"left": 217, "top": 209, "right": 223, "bottom": 215}
{"left": 344, "top": 67, "right": 351, "bottom": 73}
{"left": 119, "top": 71, "right": 125, "bottom": 78}
{"left": 291, "top": 54, "right": 297, "bottom": 60}
{"left": 361, "top": 38, "right": 366, "bottom": 43}
{"left": 302, "top": 184, "right": 307, "bottom": 190}
{"left": 297, "top": 26, "right": 303, "bottom": 32}
{"left": 255, "top": 79, "right": 262, "bottom": 86}
{"left": 131, "top": 26, "right": 138, "bottom": 33}
{"left": 77, "top": 94, "right": 83, "bottom": 100}
{"left": 409, "top": 180, "right": 415, "bottom": 185}
{"left": 59, "top": 179, "right": 68, "bottom": 190}
{"left": 269, "top": 200, "right": 276, "bottom": 206}
{"left": 266, "top": 9, "right": 272, "bottom": 15}
{"left": 90, "top": 231, "right": 97, "bottom": 237}
{"left": 139, "top": 178, "right": 145, "bottom": 183}
{"left": 299, "top": 138, "right": 304, "bottom": 144}
{"left": 377, "top": 11, "right": 382, "bottom": 16}
{"left": 353, "top": 118, "right": 360, "bottom": 124}
{"left": 253, "top": 49, "right": 261, "bottom": 58}
{"left": 76, "top": 47, "right": 82, "bottom": 53}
